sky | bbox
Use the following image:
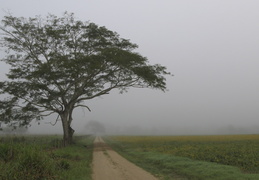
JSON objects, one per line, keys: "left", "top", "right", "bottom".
{"left": 0, "top": 0, "right": 259, "bottom": 135}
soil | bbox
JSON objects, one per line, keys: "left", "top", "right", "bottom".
{"left": 92, "top": 136, "right": 158, "bottom": 180}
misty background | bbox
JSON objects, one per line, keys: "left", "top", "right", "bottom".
{"left": 0, "top": 0, "right": 259, "bottom": 135}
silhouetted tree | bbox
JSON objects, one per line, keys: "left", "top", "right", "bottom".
{"left": 85, "top": 120, "right": 105, "bottom": 135}
{"left": 0, "top": 12, "right": 171, "bottom": 146}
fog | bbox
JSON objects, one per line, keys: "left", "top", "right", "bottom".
{"left": 1, "top": 0, "right": 259, "bottom": 135}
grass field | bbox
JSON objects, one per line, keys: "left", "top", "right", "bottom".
{"left": 0, "top": 135, "right": 94, "bottom": 180}
{"left": 2, "top": 134, "right": 258, "bottom": 180}
{"left": 105, "top": 134, "right": 259, "bottom": 180}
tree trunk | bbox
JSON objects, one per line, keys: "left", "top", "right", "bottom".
{"left": 61, "top": 113, "right": 74, "bottom": 146}
{"left": 68, "top": 126, "right": 75, "bottom": 142}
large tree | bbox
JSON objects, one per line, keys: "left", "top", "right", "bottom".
{"left": 0, "top": 12, "right": 171, "bottom": 145}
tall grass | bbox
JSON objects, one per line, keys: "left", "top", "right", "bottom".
{"left": 0, "top": 135, "right": 94, "bottom": 180}
{"left": 0, "top": 143, "right": 57, "bottom": 180}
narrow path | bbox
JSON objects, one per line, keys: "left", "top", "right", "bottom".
{"left": 92, "top": 136, "right": 158, "bottom": 180}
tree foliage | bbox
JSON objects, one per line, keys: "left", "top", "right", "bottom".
{"left": 85, "top": 120, "right": 106, "bottom": 134}
{"left": 0, "top": 12, "right": 171, "bottom": 144}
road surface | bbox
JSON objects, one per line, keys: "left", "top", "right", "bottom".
{"left": 92, "top": 136, "right": 158, "bottom": 180}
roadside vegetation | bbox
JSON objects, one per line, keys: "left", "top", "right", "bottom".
{"left": 105, "top": 135, "right": 259, "bottom": 180}
{"left": 0, "top": 135, "right": 94, "bottom": 180}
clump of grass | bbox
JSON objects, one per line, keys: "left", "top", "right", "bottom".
{"left": 52, "top": 136, "right": 94, "bottom": 180}
{"left": 56, "top": 160, "right": 70, "bottom": 170}
{"left": 0, "top": 144, "right": 57, "bottom": 180}
{"left": 0, "top": 143, "right": 15, "bottom": 163}
{"left": 16, "top": 147, "right": 56, "bottom": 179}
{"left": 0, "top": 135, "right": 94, "bottom": 180}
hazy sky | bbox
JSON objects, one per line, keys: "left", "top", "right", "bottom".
{"left": 1, "top": 0, "right": 259, "bottom": 135}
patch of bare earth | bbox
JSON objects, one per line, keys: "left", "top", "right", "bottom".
{"left": 92, "top": 136, "right": 159, "bottom": 180}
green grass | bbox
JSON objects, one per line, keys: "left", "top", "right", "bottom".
{"left": 52, "top": 136, "right": 94, "bottom": 180}
{"left": 105, "top": 135, "right": 259, "bottom": 180}
{"left": 0, "top": 135, "right": 94, "bottom": 180}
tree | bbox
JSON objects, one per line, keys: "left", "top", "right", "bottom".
{"left": 0, "top": 12, "right": 171, "bottom": 146}
{"left": 85, "top": 120, "right": 106, "bottom": 135}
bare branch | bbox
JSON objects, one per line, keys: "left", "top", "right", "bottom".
{"left": 74, "top": 104, "right": 91, "bottom": 112}
{"left": 45, "top": 114, "right": 60, "bottom": 126}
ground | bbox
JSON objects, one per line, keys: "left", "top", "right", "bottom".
{"left": 92, "top": 136, "right": 158, "bottom": 180}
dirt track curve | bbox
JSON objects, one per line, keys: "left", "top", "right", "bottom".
{"left": 92, "top": 136, "right": 158, "bottom": 180}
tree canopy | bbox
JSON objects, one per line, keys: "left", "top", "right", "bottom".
{"left": 0, "top": 12, "right": 171, "bottom": 145}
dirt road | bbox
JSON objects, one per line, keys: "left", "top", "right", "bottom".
{"left": 92, "top": 136, "right": 158, "bottom": 180}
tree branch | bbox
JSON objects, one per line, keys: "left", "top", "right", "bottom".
{"left": 45, "top": 114, "right": 60, "bottom": 126}
{"left": 74, "top": 104, "right": 91, "bottom": 112}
